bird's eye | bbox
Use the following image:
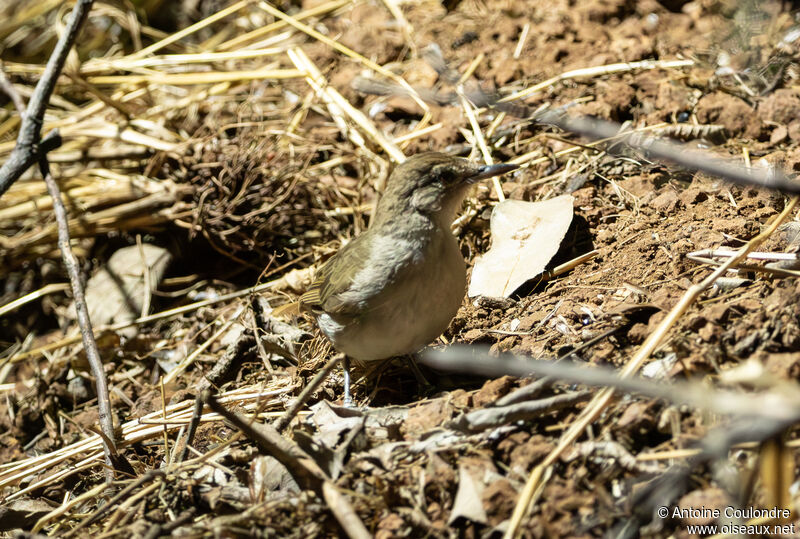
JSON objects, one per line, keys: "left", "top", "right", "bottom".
{"left": 435, "top": 166, "right": 456, "bottom": 184}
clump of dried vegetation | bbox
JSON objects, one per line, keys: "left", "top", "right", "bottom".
{"left": 3, "top": 0, "right": 800, "bottom": 537}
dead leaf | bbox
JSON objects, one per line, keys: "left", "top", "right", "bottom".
{"left": 469, "top": 196, "right": 574, "bottom": 298}
{"left": 297, "top": 401, "right": 366, "bottom": 479}
{"left": 0, "top": 498, "right": 55, "bottom": 531}
{"left": 448, "top": 465, "right": 488, "bottom": 525}
{"left": 250, "top": 455, "right": 301, "bottom": 502}
{"left": 66, "top": 243, "right": 171, "bottom": 337}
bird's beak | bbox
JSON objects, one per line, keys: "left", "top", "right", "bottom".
{"left": 468, "top": 162, "right": 519, "bottom": 183}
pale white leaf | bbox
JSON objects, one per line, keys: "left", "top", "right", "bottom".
{"left": 468, "top": 195, "right": 574, "bottom": 298}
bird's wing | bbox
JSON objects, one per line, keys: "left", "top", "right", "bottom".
{"left": 300, "top": 238, "right": 370, "bottom": 316}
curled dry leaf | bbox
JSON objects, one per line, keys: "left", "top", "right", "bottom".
{"left": 468, "top": 195, "right": 574, "bottom": 298}
{"left": 65, "top": 243, "right": 171, "bottom": 337}
{"left": 448, "top": 464, "right": 488, "bottom": 525}
{"left": 0, "top": 498, "right": 55, "bottom": 531}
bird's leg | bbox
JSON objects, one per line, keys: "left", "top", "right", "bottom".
{"left": 342, "top": 355, "right": 354, "bottom": 408}
{"left": 407, "top": 354, "right": 434, "bottom": 396}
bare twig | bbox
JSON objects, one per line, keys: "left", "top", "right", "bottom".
{"left": 251, "top": 298, "right": 276, "bottom": 374}
{"left": 142, "top": 508, "right": 197, "bottom": 539}
{"left": 196, "top": 329, "right": 256, "bottom": 390}
{"left": 320, "top": 482, "right": 372, "bottom": 539}
{"left": 448, "top": 390, "right": 591, "bottom": 432}
{"left": 205, "top": 390, "right": 371, "bottom": 539}
{"left": 205, "top": 390, "right": 327, "bottom": 490}
{"left": 41, "top": 161, "right": 117, "bottom": 482}
{"left": 493, "top": 377, "right": 552, "bottom": 407}
{"left": 422, "top": 346, "right": 800, "bottom": 425}
{"left": 500, "top": 195, "right": 799, "bottom": 537}
{"left": 426, "top": 345, "right": 800, "bottom": 517}
{"left": 0, "top": 62, "right": 26, "bottom": 115}
{"left": 62, "top": 470, "right": 165, "bottom": 538}
{"left": 164, "top": 305, "right": 245, "bottom": 385}
{"left": 0, "top": 0, "right": 95, "bottom": 196}
{"left": 535, "top": 111, "right": 800, "bottom": 195}
{"left": 687, "top": 248, "right": 800, "bottom": 278}
{"left": 0, "top": 283, "right": 70, "bottom": 318}
{"left": 498, "top": 59, "right": 694, "bottom": 103}
{"left": 274, "top": 354, "right": 344, "bottom": 432}
{"left": 177, "top": 394, "right": 205, "bottom": 464}
{"left": 353, "top": 54, "right": 800, "bottom": 196}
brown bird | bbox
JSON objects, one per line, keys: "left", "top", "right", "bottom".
{"left": 285, "top": 152, "right": 517, "bottom": 405}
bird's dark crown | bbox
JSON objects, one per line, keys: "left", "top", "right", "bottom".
{"left": 385, "top": 152, "right": 481, "bottom": 198}
{"left": 376, "top": 152, "right": 518, "bottom": 220}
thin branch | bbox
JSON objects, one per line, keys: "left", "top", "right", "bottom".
{"left": 177, "top": 394, "right": 205, "bottom": 464}
{"left": 535, "top": 110, "right": 800, "bottom": 195}
{"left": 422, "top": 346, "right": 800, "bottom": 424}
{"left": 142, "top": 508, "right": 197, "bottom": 539}
{"left": 448, "top": 390, "right": 591, "bottom": 432}
{"left": 41, "top": 159, "right": 117, "bottom": 482}
{"left": 353, "top": 54, "right": 800, "bottom": 195}
{"left": 205, "top": 390, "right": 370, "bottom": 539}
{"left": 62, "top": 470, "right": 165, "bottom": 538}
{"left": 274, "top": 354, "right": 344, "bottom": 432}
{"left": 204, "top": 390, "right": 327, "bottom": 491}
{"left": 0, "top": 62, "right": 26, "bottom": 115}
{"left": 0, "top": 0, "right": 95, "bottom": 197}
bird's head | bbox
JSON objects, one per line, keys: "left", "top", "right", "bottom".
{"left": 377, "top": 152, "right": 518, "bottom": 224}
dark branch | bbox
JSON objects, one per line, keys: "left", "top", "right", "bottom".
{"left": 177, "top": 394, "right": 205, "bottom": 463}
{"left": 41, "top": 158, "right": 117, "bottom": 481}
{"left": 274, "top": 354, "right": 343, "bottom": 432}
{"left": 353, "top": 48, "right": 800, "bottom": 196}
{"left": 0, "top": 62, "right": 26, "bottom": 115}
{"left": 421, "top": 346, "right": 800, "bottom": 424}
{"left": 0, "top": 0, "right": 94, "bottom": 196}
{"left": 0, "top": 0, "right": 114, "bottom": 480}
{"left": 205, "top": 390, "right": 327, "bottom": 491}
{"left": 533, "top": 110, "right": 800, "bottom": 195}
{"left": 205, "top": 391, "right": 371, "bottom": 539}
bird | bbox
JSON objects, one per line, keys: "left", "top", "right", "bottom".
{"left": 281, "top": 152, "right": 518, "bottom": 405}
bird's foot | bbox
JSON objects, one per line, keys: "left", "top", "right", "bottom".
{"left": 407, "top": 354, "right": 436, "bottom": 398}
{"left": 342, "top": 356, "right": 355, "bottom": 408}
